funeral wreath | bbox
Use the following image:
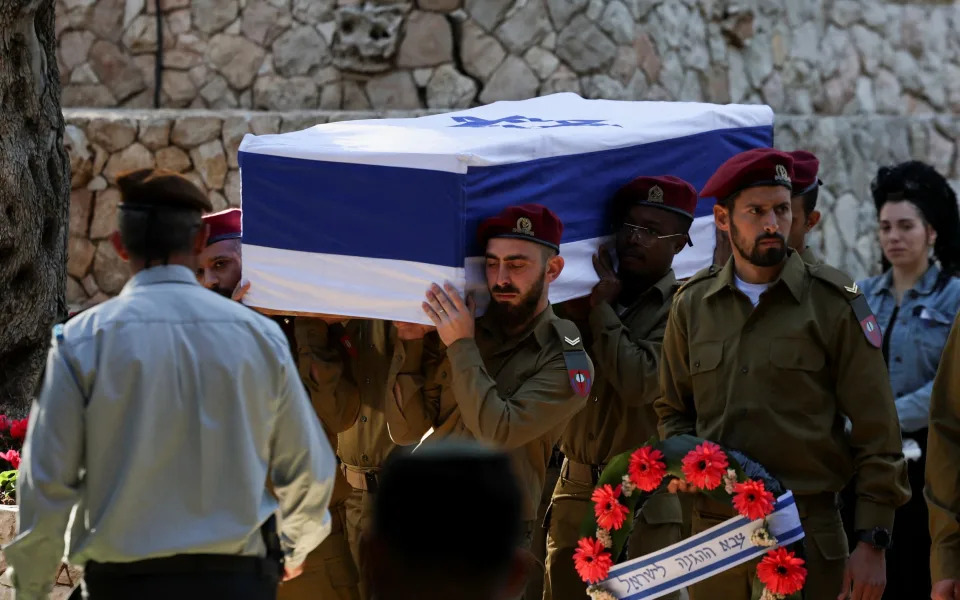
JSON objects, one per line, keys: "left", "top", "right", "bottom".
{"left": 0, "top": 414, "right": 27, "bottom": 505}
{"left": 575, "top": 435, "right": 807, "bottom": 600}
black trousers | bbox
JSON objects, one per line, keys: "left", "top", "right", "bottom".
{"left": 68, "top": 571, "right": 277, "bottom": 600}
{"left": 839, "top": 430, "right": 931, "bottom": 600}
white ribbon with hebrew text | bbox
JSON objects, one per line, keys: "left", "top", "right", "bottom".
{"left": 599, "top": 492, "right": 805, "bottom": 600}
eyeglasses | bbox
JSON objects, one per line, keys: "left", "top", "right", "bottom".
{"left": 619, "top": 223, "right": 687, "bottom": 248}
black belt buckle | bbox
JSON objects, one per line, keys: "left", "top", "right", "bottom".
{"left": 364, "top": 472, "right": 379, "bottom": 493}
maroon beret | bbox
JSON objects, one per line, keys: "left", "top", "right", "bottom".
{"left": 789, "top": 150, "right": 821, "bottom": 195}
{"left": 700, "top": 148, "right": 795, "bottom": 203}
{"left": 477, "top": 204, "right": 564, "bottom": 252}
{"left": 612, "top": 175, "right": 698, "bottom": 220}
{"left": 203, "top": 208, "right": 242, "bottom": 246}
{"left": 117, "top": 168, "right": 213, "bottom": 213}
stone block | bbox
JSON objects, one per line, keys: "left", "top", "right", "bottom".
{"left": 242, "top": 0, "right": 292, "bottom": 45}
{"left": 87, "top": 118, "right": 137, "bottom": 153}
{"left": 480, "top": 55, "right": 538, "bottom": 104}
{"left": 103, "top": 143, "right": 155, "bottom": 183}
{"left": 138, "top": 118, "right": 172, "bottom": 150}
{"left": 90, "top": 188, "right": 122, "bottom": 240}
{"left": 495, "top": 0, "right": 552, "bottom": 54}
{"left": 67, "top": 276, "right": 88, "bottom": 304}
{"left": 224, "top": 170, "right": 243, "bottom": 206}
{"left": 70, "top": 189, "right": 93, "bottom": 237}
{"left": 68, "top": 236, "right": 96, "bottom": 279}
{"left": 155, "top": 146, "right": 192, "bottom": 173}
{"left": 171, "top": 116, "right": 223, "bottom": 148}
{"left": 332, "top": 4, "right": 405, "bottom": 73}
{"left": 426, "top": 64, "right": 477, "bottom": 108}
{"left": 93, "top": 241, "right": 130, "bottom": 295}
{"left": 192, "top": 0, "right": 239, "bottom": 34}
{"left": 524, "top": 47, "right": 560, "bottom": 80}
{"left": 88, "top": 40, "right": 146, "bottom": 102}
{"left": 465, "top": 0, "right": 511, "bottom": 32}
{"left": 556, "top": 15, "right": 617, "bottom": 72}
{"left": 366, "top": 72, "right": 421, "bottom": 109}
{"left": 419, "top": 0, "right": 460, "bottom": 11}
{"left": 397, "top": 11, "right": 454, "bottom": 68}
{"left": 253, "top": 75, "right": 319, "bottom": 110}
{"left": 206, "top": 34, "right": 266, "bottom": 89}
{"left": 274, "top": 25, "right": 330, "bottom": 77}
{"left": 460, "top": 21, "right": 506, "bottom": 80}
{"left": 190, "top": 141, "right": 228, "bottom": 190}
{"left": 222, "top": 117, "right": 251, "bottom": 169}
{"left": 59, "top": 30, "right": 96, "bottom": 72}
{"left": 64, "top": 125, "right": 94, "bottom": 190}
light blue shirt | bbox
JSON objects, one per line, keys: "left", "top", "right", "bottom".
{"left": 5, "top": 266, "right": 337, "bottom": 600}
{"left": 859, "top": 264, "right": 960, "bottom": 433}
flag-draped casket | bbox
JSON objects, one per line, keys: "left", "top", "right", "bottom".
{"left": 238, "top": 93, "right": 774, "bottom": 324}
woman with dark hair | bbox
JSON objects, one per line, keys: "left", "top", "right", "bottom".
{"left": 857, "top": 161, "right": 960, "bottom": 599}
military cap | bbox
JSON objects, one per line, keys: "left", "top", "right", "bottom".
{"left": 203, "top": 208, "right": 242, "bottom": 246}
{"left": 477, "top": 203, "right": 564, "bottom": 252}
{"left": 700, "top": 148, "right": 795, "bottom": 203}
{"left": 612, "top": 175, "right": 698, "bottom": 220}
{"left": 116, "top": 168, "right": 213, "bottom": 213}
{"left": 789, "top": 150, "right": 821, "bottom": 195}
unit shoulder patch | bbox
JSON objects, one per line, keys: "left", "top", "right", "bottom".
{"left": 551, "top": 319, "right": 592, "bottom": 398}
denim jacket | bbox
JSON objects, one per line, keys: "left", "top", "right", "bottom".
{"left": 859, "top": 264, "right": 960, "bottom": 433}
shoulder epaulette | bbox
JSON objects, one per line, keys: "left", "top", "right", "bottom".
{"left": 808, "top": 265, "right": 882, "bottom": 348}
{"left": 551, "top": 319, "right": 592, "bottom": 398}
{"left": 677, "top": 264, "right": 720, "bottom": 295}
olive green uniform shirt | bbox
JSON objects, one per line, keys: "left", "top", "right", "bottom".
{"left": 558, "top": 271, "right": 679, "bottom": 464}
{"left": 655, "top": 252, "right": 910, "bottom": 532}
{"left": 295, "top": 319, "right": 423, "bottom": 471}
{"left": 387, "top": 306, "right": 592, "bottom": 521}
{"left": 926, "top": 313, "right": 960, "bottom": 582}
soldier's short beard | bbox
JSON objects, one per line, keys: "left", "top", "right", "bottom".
{"left": 486, "top": 271, "right": 546, "bottom": 331}
{"left": 730, "top": 220, "right": 786, "bottom": 267}
{"left": 212, "top": 286, "right": 233, "bottom": 298}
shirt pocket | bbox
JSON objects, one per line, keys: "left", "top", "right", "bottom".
{"left": 916, "top": 305, "right": 955, "bottom": 357}
{"left": 769, "top": 338, "right": 826, "bottom": 408}
{"left": 689, "top": 341, "right": 724, "bottom": 418}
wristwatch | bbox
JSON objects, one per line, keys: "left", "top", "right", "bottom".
{"left": 856, "top": 527, "right": 892, "bottom": 550}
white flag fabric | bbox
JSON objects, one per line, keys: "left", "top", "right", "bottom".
{"left": 238, "top": 93, "right": 774, "bottom": 324}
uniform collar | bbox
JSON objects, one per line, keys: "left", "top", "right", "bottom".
{"left": 876, "top": 263, "right": 941, "bottom": 297}
{"left": 623, "top": 269, "right": 678, "bottom": 309}
{"left": 704, "top": 251, "right": 805, "bottom": 303}
{"left": 120, "top": 265, "right": 200, "bottom": 294}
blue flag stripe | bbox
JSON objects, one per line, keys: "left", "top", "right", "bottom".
{"left": 239, "top": 124, "right": 771, "bottom": 268}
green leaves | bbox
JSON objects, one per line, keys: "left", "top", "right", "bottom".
{"left": 0, "top": 469, "right": 17, "bottom": 503}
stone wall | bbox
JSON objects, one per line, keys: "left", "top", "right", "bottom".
{"left": 56, "top": 0, "right": 960, "bottom": 115}
{"left": 62, "top": 108, "right": 960, "bottom": 313}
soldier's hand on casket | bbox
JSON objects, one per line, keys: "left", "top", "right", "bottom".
{"left": 423, "top": 283, "right": 475, "bottom": 347}
{"left": 395, "top": 322, "right": 435, "bottom": 340}
{"left": 590, "top": 245, "right": 622, "bottom": 308}
{"left": 232, "top": 279, "right": 251, "bottom": 302}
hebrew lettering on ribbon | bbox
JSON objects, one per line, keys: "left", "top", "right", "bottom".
{"left": 719, "top": 532, "right": 748, "bottom": 553}
{"left": 618, "top": 562, "right": 667, "bottom": 594}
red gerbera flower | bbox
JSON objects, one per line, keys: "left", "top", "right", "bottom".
{"left": 573, "top": 537, "right": 614, "bottom": 584}
{"left": 732, "top": 479, "right": 776, "bottom": 521}
{"left": 757, "top": 547, "right": 807, "bottom": 596}
{"left": 681, "top": 441, "right": 729, "bottom": 490}
{"left": 629, "top": 446, "right": 667, "bottom": 492}
{"left": 9, "top": 419, "right": 27, "bottom": 441}
{"left": 592, "top": 484, "right": 629, "bottom": 531}
{"left": 0, "top": 449, "right": 20, "bottom": 470}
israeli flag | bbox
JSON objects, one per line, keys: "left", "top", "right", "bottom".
{"left": 238, "top": 93, "right": 773, "bottom": 324}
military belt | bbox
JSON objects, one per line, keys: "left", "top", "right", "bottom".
{"left": 342, "top": 464, "right": 380, "bottom": 492}
{"left": 564, "top": 458, "right": 606, "bottom": 486}
{"left": 85, "top": 554, "right": 280, "bottom": 579}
